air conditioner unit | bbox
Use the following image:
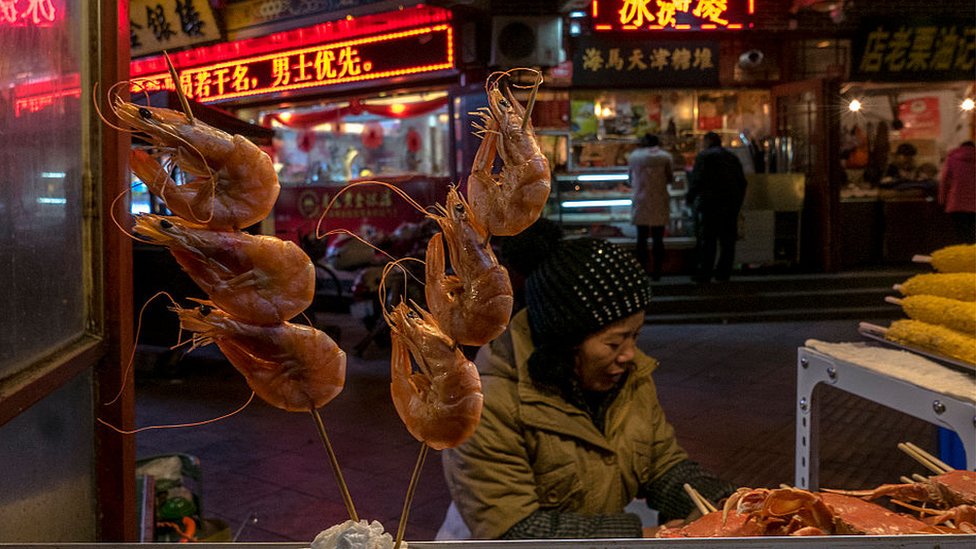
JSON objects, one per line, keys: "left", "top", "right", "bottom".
{"left": 490, "top": 16, "right": 564, "bottom": 68}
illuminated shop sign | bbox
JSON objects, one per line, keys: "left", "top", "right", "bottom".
{"left": 852, "top": 19, "right": 975, "bottom": 82}
{"left": 130, "top": 0, "right": 222, "bottom": 57}
{"left": 1, "top": 0, "right": 60, "bottom": 26}
{"left": 13, "top": 74, "right": 80, "bottom": 117}
{"left": 572, "top": 38, "right": 719, "bottom": 87}
{"left": 133, "top": 24, "right": 454, "bottom": 103}
{"left": 591, "top": 0, "right": 754, "bottom": 31}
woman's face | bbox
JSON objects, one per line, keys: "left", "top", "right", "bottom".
{"left": 574, "top": 311, "right": 645, "bottom": 392}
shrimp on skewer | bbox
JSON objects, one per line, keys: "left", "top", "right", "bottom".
{"left": 384, "top": 300, "right": 483, "bottom": 450}
{"left": 176, "top": 302, "right": 346, "bottom": 412}
{"left": 467, "top": 70, "right": 550, "bottom": 237}
{"left": 426, "top": 187, "right": 513, "bottom": 346}
{"left": 134, "top": 214, "right": 314, "bottom": 325}
{"left": 109, "top": 85, "right": 279, "bottom": 230}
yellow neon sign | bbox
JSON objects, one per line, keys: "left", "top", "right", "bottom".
{"left": 133, "top": 24, "right": 454, "bottom": 102}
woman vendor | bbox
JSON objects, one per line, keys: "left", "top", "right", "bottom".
{"left": 440, "top": 233, "right": 734, "bottom": 539}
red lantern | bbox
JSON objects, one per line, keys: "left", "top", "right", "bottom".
{"left": 406, "top": 127, "right": 421, "bottom": 153}
{"left": 297, "top": 130, "right": 316, "bottom": 153}
{"left": 362, "top": 122, "right": 384, "bottom": 149}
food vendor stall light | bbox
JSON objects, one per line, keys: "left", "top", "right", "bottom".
{"left": 561, "top": 199, "right": 632, "bottom": 208}
{"left": 848, "top": 99, "right": 862, "bottom": 112}
{"left": 343, "top": 122, "right": 364, "bottom": 134}
{"left": 962, "top": 98, "right": 975, "bottom": 111}
{"left": 576, "top": 173, "right": 629, "bottom": 182}
{"left": 389, "top": 103, "right": 406, "bottom": 115}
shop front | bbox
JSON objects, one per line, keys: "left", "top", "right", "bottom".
{"left": 540, "top": 1, "right": 806, "bottom": 273}
{"left": 837, "top": 16, "right": 975, "bottom": 267}
{"left": 129, "top": 4, "right": 461, "bottom": 247}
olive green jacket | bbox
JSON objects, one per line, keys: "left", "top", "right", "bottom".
{"left": 441, "top": 310, "right": 688, "bottom": 539}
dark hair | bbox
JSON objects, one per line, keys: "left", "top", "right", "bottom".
{"left": 640, "top": 134, "right": 660, "bottom": 148}
{"left": 703, "top": 132, "right": 722, "bottom": 148}
{"left": 895, "top": 143, "right": 917, "bottom": 156}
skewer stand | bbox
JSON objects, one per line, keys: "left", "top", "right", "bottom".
{"left": 795, "top": 345, "right": 976, "bottom": 490}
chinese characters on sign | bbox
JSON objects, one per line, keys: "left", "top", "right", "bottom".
{"left": 130, "top": 0, "right": 221, "bottom": 57}
{"left": 0, "top": 0, "right": 59, "bottom": 26}
{"left": 591, "top": 0, "right": 753, "bottom": 31}
{"left": 852, "top": 20, "right": 975, "bottom": 82}
{"left": 297, "top": 187, "right": 395, "bottom": 220}
{"left": 572, "top": 38, "right": 718, "bottom": 87}
{"left": 132, "top": 25, "right": 454, "bottom": 103}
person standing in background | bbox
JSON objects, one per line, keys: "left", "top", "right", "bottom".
{"left": 627, "top": 134, "right": 674, "bottom": 281}
{"left": 939, "top": 140, "right": 976, "bottom": 243}
{"left": 686, "top": 132, "right": 748, "bottom": 283}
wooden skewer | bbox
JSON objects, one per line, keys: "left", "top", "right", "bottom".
{"left": 912, "top": 473, "right": 928, "bottom": 482}
{"left": 394, "top": 443, "right": 429, "bottom": 549}
{"left": 912, "top": 254, "right": 933, "bottom": 264}
{"left": 859, "top": 321, "right": 888, "bottom": 336}
{"left": 885, "top": 296, "right": 903, "bottom": 306}
{"left": 310, "top": 408, "right": 359, "bottom": 522}
{"left": 893, "top": 283, "right": 905, "bottom": 293}
{"left": 898, "top": 441, "right": 952, "bottom": 474}
{"left": 899, "top": 475, "right": 914, "bottom": 484}
{"left": 683, "top": 483, "right": 717, "bottom": 514}
{"left": 904, "top": 441, "right": 953, "bottom": 473}
{"left": 163, "top": 51, "right": 194, "bottom": 123}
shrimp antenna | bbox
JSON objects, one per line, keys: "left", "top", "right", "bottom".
{"left": 103, "top": 291, "right": 181, "bottom": 406}
{"left": 109, "top": 183, "right": 160, "bottom": 246}
{"left": 92, "top": 82, "right": 133, "bottom": 134}
{"left": 164, "top": 50, "right": 194, "bottom": 123}
{"left": 97, "top": 392, "right": 256, "bottom": 434}
{"left": 320, "top": 228, "right": 402, "bottom": 265}
{"left": 378, "top": 256, "right": 426, "bottom": 320}
{"left": 315, "top": 180, "right": 432, "bottom": 239}
{"left": 309, "top": 408, "right": 360, "bottom": 522}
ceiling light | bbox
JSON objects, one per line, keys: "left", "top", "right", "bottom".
{"left": 848, "top": 98, "right": 861, "bottom": 112}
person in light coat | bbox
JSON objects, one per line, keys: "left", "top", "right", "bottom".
{"left": 440, "top": 236, "right": 733, "bottom": 540}
{"left": 627, "top": 134, "right": 674, "bottom": 280}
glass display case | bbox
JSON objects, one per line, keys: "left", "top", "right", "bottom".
{"left": 540, "top": 88, "right": 771, "bottom": 242}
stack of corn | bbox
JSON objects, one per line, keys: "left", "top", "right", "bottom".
{"left": 886, "top": 244, "right": 976, "bottom": 365}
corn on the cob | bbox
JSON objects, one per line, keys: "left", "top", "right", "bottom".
{"left": 897, "top": 295, "right": 976, "bottom": 336}
{"left": 895, "top": 272, "right": 976, "bottom": 301}
{"left": 914, "top": 244, "right": 976, "bottom": 273}
{"left": 885, "top": 319, "right": 976, "bottom": 365}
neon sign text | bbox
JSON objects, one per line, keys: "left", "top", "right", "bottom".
{"left": 1, "top": 0, "right": 59, "bottom": 26}
{"left": 592, "top": 0, "right": 753, "bottom": 31}
{"left": 133, "top": 24, "right": 454, "bottom": 103}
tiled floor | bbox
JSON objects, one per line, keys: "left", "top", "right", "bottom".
{"left": 135, "top": 305, "right": 943, "bottom": 543}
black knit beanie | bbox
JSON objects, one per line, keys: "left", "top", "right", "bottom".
{"left": 525, "top": 238, "right": 652, "bottom": 346}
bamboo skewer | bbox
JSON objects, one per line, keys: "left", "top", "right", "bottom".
{"left": 394, "top": 443, "right": 429, "bottom": 549}
{"left": 904, "top": 441, "right": 953, "bottom": 472}
{"left": 912, "top": 254, "right": 932, "bottom": 265}
{"left": 683, "top": 483, "right": 718, "bottom": 515}
{"left": 310, "top": 408, "right": 359, "bottom": 522}
{"left": 898, "top": 441, "right": 953, "bottom": 474}
{"left": 163, "top": 51, "right": 194, "bottom": 123}
{"left": 885, "top": 296, "right": 902, "bottom": 306}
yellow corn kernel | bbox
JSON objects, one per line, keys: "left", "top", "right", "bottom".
{"left": 900, "top": 295, "right": 976, "bottom": 336}
{"left": 886, "top": 319, "right": 976, "bottom": 365}
{"left": 930, "top": 244, "right": 976, "bottom": 273}
{"left": 897, "top": 272, "right": 976, "bottom": 302}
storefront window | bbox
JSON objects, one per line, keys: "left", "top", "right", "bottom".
{"left": 0, "top": 0, "right": 85, "bottom": 378}
{"left": 260, "top": 92, "right": 451, "bottom": 187}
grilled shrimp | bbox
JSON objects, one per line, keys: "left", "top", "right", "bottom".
{"left": 426, "top": 187, "right": 513, "bottom": 346}
{"left": 177, "top": 303, "right": 345, "bottom": 412}
{"left": 466, "top": 71, "right": 550, "bottom": 237}
{"left": 385, "top": 301, "right": 483, "bottom": 450}
{"left": 134, "top": 214, "right": 314, "bottom": 325}
{"left": 113, "top": 99, "right": 279, "bottom": 230}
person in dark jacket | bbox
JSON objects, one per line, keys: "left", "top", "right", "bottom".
{"left": 686, "top": 132, "right": 748, "bottom": 283}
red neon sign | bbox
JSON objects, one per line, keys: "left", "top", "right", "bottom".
{"left": 1, "top": 0, "right": 60, "bottom": 26}
{"left": 591, "top": 0, "right": 754, "bottom": 31}
{"left": 132, "top": 24, "right": 454, "bottom": 103}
